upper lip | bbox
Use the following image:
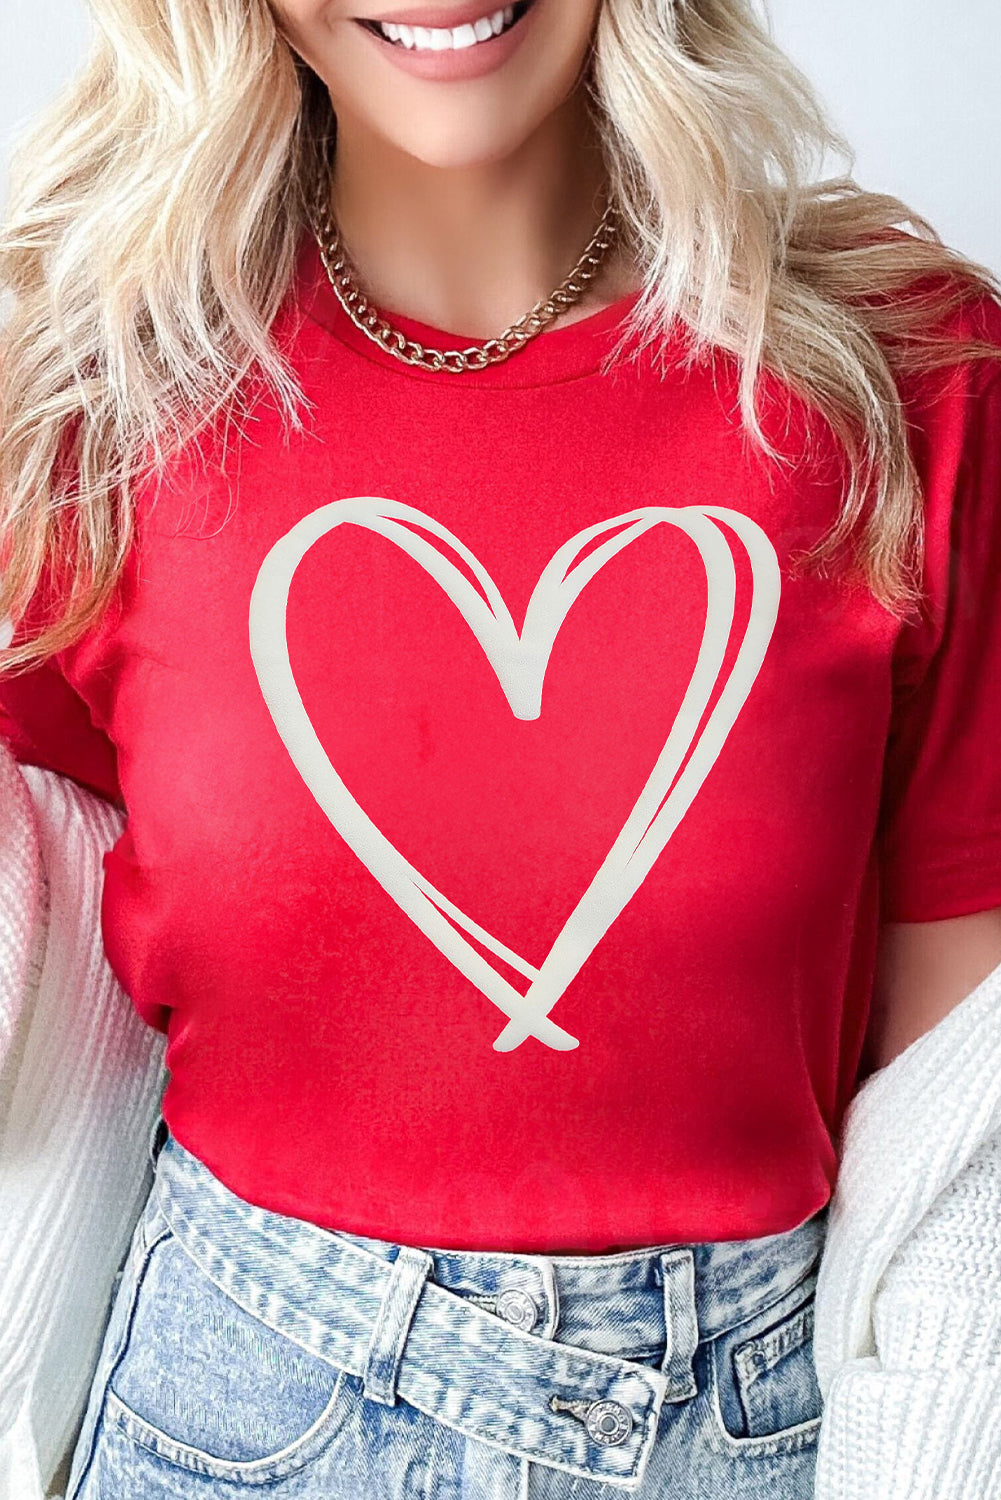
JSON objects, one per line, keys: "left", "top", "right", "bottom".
{"left": 358, "top": 0, "right": 514, "bottom": 26}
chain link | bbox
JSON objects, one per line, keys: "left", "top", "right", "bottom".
{"left": 307, "top": 172, "right": 621, "bottom": 374}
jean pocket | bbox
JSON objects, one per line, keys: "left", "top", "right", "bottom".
{"left": 98, "top": 1214, "right": 357, "bottom": 1485}
{"left": 703, "top": 1268, "right": 824, "bottom": 1459}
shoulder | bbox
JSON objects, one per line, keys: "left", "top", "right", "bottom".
{"left": 861, "top": 228, "right": 1001, "bottom": 392}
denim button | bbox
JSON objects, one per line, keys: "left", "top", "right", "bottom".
{"left": 495, "top": 1287, "right": 539, "bottom": 1331}
{"left": 584, "top": 1399, "right": 633, "bottom": 1447}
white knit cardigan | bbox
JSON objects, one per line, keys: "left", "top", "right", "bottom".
{"left": 0, "top": 744, "right": 167, "bottom": 1500}
{"left": 0, "top": 737, "right": 999, "bottom": 1500}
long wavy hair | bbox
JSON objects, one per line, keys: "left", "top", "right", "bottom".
{"left": 2, "top": 0, "right": 1001, "bottom": 672}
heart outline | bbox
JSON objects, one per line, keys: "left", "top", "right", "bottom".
{"left": 249, "top": 499, "right": 781, "bottom": 1052}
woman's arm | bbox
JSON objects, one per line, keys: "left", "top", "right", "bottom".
{"left": 862, "top": 905, "right": 1001, "bottom": 1073}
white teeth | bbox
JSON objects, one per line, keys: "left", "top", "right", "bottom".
{"left": 373, "top": 1, "right": 522, "bottom": 49}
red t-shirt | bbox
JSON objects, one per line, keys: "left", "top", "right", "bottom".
{"left": 3, "top": 235, "right": 1001, "bottom": 1252}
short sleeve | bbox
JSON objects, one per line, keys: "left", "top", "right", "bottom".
{"left": 0, "top": 596, "right": 122, "bottom": 809}
{"left": 0, "top": 402, "right": 123, "bottom": 807}
{"left": 876, "top": 362, "right": 1001, "bottom": 921}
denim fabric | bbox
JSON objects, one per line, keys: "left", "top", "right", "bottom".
{"left": 67, "top": 1119, "right": 829, "bottom": 1499}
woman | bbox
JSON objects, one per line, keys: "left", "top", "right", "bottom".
{"left": 2, "top": 0, "right": 1001, "bottom": 1494}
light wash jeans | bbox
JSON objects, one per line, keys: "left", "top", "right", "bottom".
{"left": 67, "top": 1117, "right": 829, "bottom": 1499}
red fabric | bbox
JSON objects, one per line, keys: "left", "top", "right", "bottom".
{"left": 2, "top": 236, "right": 1001, "bottom": 1252}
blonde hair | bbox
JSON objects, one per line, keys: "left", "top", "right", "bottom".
{"left": 2, "top": 0, "right": 1000, "bottom": 672}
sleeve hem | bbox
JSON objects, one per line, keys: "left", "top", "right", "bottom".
{"left": 880, "top": 846, "right": 1001, "bottom": 922}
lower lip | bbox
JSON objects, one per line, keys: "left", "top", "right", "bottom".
{"left": 355, "top": 0, "right": 540, "bottom": 81}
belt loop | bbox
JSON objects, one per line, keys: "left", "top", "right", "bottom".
{"left": 362, "top": 1245, "right": 435, "bottom": 1406}
{"left": 147, "top": 1112, "right": 168, "bottom": 1172}
{"left": 659, "top": 1248, "right": 699, "bottom": 1398}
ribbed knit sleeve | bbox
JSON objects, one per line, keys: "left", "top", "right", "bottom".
{"left": 0, "top": 744, "right": 167, "bottom": 1499}
{"left": 812, "top": 958, "right": 1001, "bottom": 1500}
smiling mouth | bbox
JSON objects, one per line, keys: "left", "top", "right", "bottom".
{"left": 359, "top": 0, "right": 535, "bottom": 50}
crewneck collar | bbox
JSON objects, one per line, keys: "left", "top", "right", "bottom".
{"left": 293, "top": 228, "right": 656, "bottom": 390}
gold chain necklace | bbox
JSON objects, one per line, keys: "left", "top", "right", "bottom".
{"left": 308, "top": 175, "right": 621, "bottom": 375}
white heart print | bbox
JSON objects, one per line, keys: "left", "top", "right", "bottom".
{"left": 249, "top": 499, "right": 781, "bottom": 1052}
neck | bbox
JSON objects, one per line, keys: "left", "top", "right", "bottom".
{"left": 324, "top": 91, "right": 637, "bottom": 338}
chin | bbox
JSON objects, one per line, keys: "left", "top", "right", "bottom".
{"left": 376, "top": 111, "right": 546, "bottom": 170}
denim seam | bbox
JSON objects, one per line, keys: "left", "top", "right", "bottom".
{"left": 734, "top": 1303, "right": 815, "bottom": 1386}
{"left": 103, "top": 1370, "right": 350, "bottom": 1484}
{"left": 702, "top": 1284, "right": 823, "bottom": 1459}
{"left": 152, "top": 1195, "right": 355, "bottom": 1379}
{"left": 703, "top": 1262, "right": 819, "bottom": 1345}
{"left": 703, "top": 1357, "right": 823, "bottom": 1460}
{"left": 66, "top": 1221, "right": 173, "bottom": 1500}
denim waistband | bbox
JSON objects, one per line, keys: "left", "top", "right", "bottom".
{"left": 148, "top": 1122, "right": 828, "bottom": 1490}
